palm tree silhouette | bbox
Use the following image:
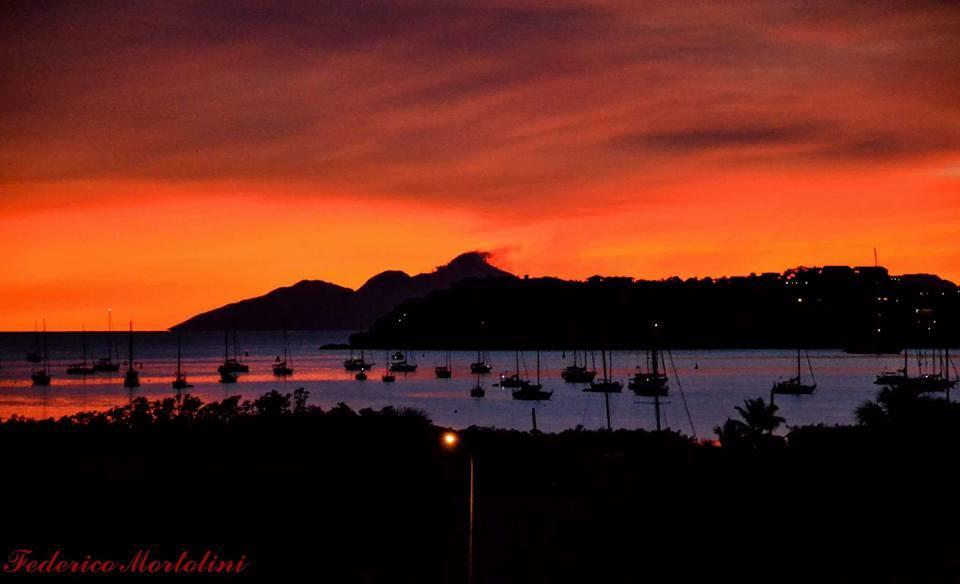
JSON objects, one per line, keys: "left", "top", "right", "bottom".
{"left": 715, "top": 397, "right": 785, "bottom": 448}
{"left": 735, "top": 397, "right": 785, "bottom": 435}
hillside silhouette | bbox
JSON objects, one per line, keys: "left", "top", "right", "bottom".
{"left": 172, "top": 251, "right": 512, "bottom": 330}
{"left": 351, "top": 265, "right": 959, "bottom": 349}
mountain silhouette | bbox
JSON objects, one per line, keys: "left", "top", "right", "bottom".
{"left": 171, "top": 252, "right": 513, "bottom": 330}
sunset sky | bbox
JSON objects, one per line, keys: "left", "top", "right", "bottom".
{"left": 2, "top": 0, "right": 958, "bottom": 330}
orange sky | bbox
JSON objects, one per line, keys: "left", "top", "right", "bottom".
{"left": 1, "top": 1, "right": 958, "bottom": 330}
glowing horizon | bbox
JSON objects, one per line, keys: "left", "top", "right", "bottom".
{"left": 2, "top": 1, "right": 957, "bottom": 330}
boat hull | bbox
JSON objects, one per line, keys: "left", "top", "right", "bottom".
{"left": 585, "top": 381, "right": 623, "bottom": 393}
{"left": 561, "top": 367, "right": 597, "bottom": 383}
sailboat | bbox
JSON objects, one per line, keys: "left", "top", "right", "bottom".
{"left": 586, "top": 349, "right": 622, "bottom": 393}
{"left": 272, "top": 330, "right": 294, "bottom": 376}
{"left": 344, "top": 347, "right": 373, "bottom": 371}
{"left": 66, "top": 326, "right": 96, "bottom": 375}
{"left": 172, "top": 333, "right": 193, "bottom": 390}
{"left": 499, "top": 351, "right": 530, "bottom": 388}
{"left": 218, "top": 330, "right": 249, "bottom": 374}
{"left": 93, "top": 309, "right": 120, "bottom": 372}
{"left": 470, "top": 350, "right": 493, "bottom": 374}
{"left": 31, "top": 320, "right": 51, "bottom": 386}
{"left": 561, "top": 349, "right": 597, "bottom": 383}
{"left": 389, "top": 350, "right": 417, "bottom": 373}
{"left": 381, "top": 350, "right": 396, "bottom": 383}
{"left": 629, "top": 347, "right": 669, "bottom": 397}
{"left": 772, "top": 349, "right": 816, "bottom": 395}
{"left": 876, "top": 348, "right": 956, "bottom": 394}
{"left": 470, "top": 374, "right": 485, "bottom": 398}
{"left": 122, "top": 321, "right": 140, "bottom": 389}
{"left": 512, "top": 351, "right": 552, "bottom": 400}
{"left": 435, "top": 351, "right": 452, "bottom": 378}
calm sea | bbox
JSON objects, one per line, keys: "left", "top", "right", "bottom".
{"left": 0, "top": 331, "right": 935, "bottom": 438}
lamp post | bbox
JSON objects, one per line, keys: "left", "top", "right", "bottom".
{"left": 443, "top": 431, "right": 475, "bottom": 584}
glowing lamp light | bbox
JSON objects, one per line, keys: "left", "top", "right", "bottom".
{"left": 443, "top": 432, "right": 458, "bottom": 448}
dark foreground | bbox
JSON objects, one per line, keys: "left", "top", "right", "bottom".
{"left": 2, "top": 389, "right": 960, "bottom": 583}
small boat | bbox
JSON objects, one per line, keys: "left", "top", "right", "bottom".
{"left": 470, "top": 351, "right": 493, "bottom": 374}
{"left": 66, "top": 326, "right": 96, "bottom": 375}
{"left": 93, "top": 310, "right": 121, "bottom": 372}
{"left": 92, "top": 357, "right": 120, "bottom": 372}
{"left": 561, "top": 349, "right": 597, "bottom": 383}
{"left": 470, "top": 376, "right": 485, "bottom": 398}
{"left": 629, "top": 347, "right": 669, "bottom": 397}
{"left": 772, "top": 349, "right": 816, "bottom": 395}
{"left": 512, "top": 351, "right": 552, "bottom": 400}
{"left": 355, "top": 370, "right": 368, "bottom": 381}
{"left": 435, "top": 351, "right": 452, "bottom": 378}
{"left": 217, "top": 330, "right": 249, "bottom": 374}
{"left": 31, "top": 320, "right": 52, "bottom": 386}
{"left": 219, "top": 369, "right": 238, "bottom": 384}
{"left": 500, "top": 351, "right": 533, "bottom": 387}
{"left": 389, "top": 350, "right": 418, "bottom": 373}
{"left": 31, "top": 369, "right": 51, "bottom": 386}
{"left": 381, "top": 351, "right": 396, "bottom": 382}
{"left": 172, "top": 334, "right": 193, "bottom": 390}
{"left": 343, "top": 347, "right": 373, "bottom": 371}
{"left": 586, "top": 349, "right": 622, "bottom": 393}
{"left": 272, "top": 330, "right": 294, "bottom": 376}
{"left": 499, "top": 373, "right": 527, "bottom": 388}
{"left": 512, "top": 384, "right": 552, "bottom": 400}
{"left": 123, "top": 321, "right": 140, "bottom": 389}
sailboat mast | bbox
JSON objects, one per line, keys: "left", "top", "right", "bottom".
{"left": 536, "top": 350, "right": 540, "bottom": 385}
{"left": 601, "top": 349, "right": 608, "bottom": 381}
{"left": 128, "top": 321, "right": 134, "bottom": 367}
{"left": 797, "top": 348, "right": 802, "bottom": 380}
{"left": 42, "top": 319, "right": 48, "bottom": 373}
{"left": 177, "top": 333, "right": 182, "bottom": 376}
{"left": 82, "top": 325, "right": 87, "bottom": 365}
{"left": 224, "top": 330, "right": 229, "bottom": 362}
{"left": 107, "top": 309, "right": 113, "bottom": 362}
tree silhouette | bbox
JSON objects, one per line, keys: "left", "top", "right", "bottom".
{"left": 715, "top": 397, "right": 785, "bottom": 449}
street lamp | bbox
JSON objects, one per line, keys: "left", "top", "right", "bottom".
{"left": 442, "top": 431, "right": 475, "bottom": 584}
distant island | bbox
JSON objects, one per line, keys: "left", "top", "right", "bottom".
{"left": 171, "top": 252, "right": 512, "bottom": 331}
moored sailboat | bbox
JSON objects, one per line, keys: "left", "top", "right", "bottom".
{"left": 772, "top": 349, "right": 816, "bottom": 395}
{"left": 561, "top": 349, "right": 597, "bottom": 383}
{"left": 66, "top": 326, "right": 96, "bottom": 375}
{"left": 629, "top": 347, "right": 669, "bottom": 397}
{"left": 122, "top": 321, "right": 140, "bottom": 389}
{"left": 586, "top": 349, "right": 622, "bottom": 393}
{"left": 272, "top": 329, "right": 294, "bottom": 376}
{"left": 470, "top": 374, "right": 485, "bottom": 398}
{"left": 512, "top": 351, "right": 552, "bottom": 400}
{"left": 218, "top": 330, "right": 249, "bottom": 374}
{"left": 389, "top": 350, "right": 417, "bottom": 373}
{"left": 381, "top": 351, "right": 396, "bottom": 382}
{"left": 92, "top": 309, "right": 120, "bottom": 372}
{"left": 344, "top": 347, "right": 373, "bottom": 371}
{"left": 172, "top": 333, "right": 193, "bottom": 390}
{"left": 435, "top": 351, "right": 452, "bottom": 378}
{"left": 470, "top": 350, "right": 492, "bottom": 374}
{"left": 31, "top": 320, "right": 51, "bottom": 386}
